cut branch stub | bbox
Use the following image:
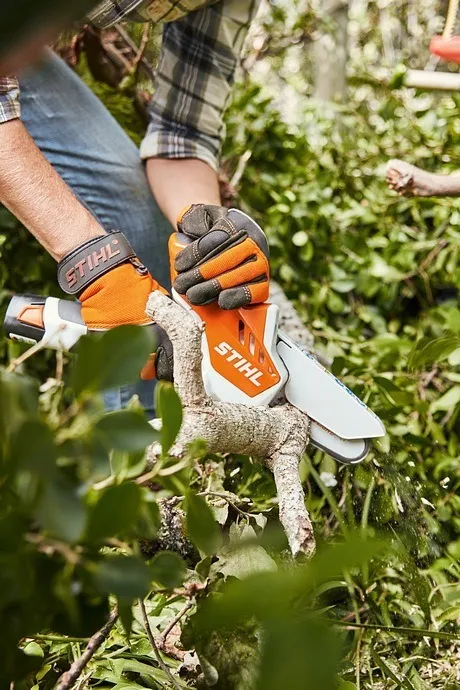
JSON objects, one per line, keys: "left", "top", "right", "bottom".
{"left": 146, "top": 291, "right": 315, "bottom": 558}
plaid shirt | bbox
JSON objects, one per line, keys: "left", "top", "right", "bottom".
{"left": 0, "top": 0, "right": 260, "bottom": 171}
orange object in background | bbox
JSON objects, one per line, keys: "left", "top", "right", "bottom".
{"left": 430, "top": 35, "right": 460, "bottom": 63}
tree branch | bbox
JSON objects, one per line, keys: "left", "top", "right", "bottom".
{"left": 138, "top": 598, "right": 182, "bottom": 690}
{"left": 146, "top": 292, "right": 315, "bottom": 557}
{"left": 269, "top": 281, "right": 314, "bottom": 351}
{"left": 157, "top": 600, "right": 194, "bottom": 650}
{"left": 55, "top": 608, "right": 118, "bottom": 690}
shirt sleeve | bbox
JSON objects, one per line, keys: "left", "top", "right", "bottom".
{"left": 140, "top": 0, "right": 261, "bottom": 171}
{"left": 0, "top": 77, "right": 21, "bottom": 123}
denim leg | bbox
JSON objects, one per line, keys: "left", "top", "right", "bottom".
{"left": 20, "top": 50, "right": 173, "bottom": 415}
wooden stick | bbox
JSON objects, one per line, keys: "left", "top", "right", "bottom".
{"left": 157, "top": 600, "right": 194, "bottom": 649}
{"left": 54, "top": 608, "right": 118, "bottom": 690}
{"left": 138, "top": 599, "right": 182, "bottom": 690}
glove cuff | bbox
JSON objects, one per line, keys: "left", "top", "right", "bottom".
{"left": 57, "top": 231, "right": 147, "bottom": 295}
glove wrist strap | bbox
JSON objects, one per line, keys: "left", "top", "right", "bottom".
{"left": 57, "top": 231, "right": 141, "bottom": 295}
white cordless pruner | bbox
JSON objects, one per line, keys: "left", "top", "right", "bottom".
{"left": 4, "top": 210, "right": 385, "bottom": 464}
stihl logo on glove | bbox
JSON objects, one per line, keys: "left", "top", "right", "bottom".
{"left": 66, "top": 239, "right": 121, "bottom": 290}
{"left": 6, "top": 209, "right": 386, "bottom": 465}
{"left": 57, "top": 232, "right": 141, "bottom": 295}
{"left": 214, "top": 341, "right": 263, "bottom": 386}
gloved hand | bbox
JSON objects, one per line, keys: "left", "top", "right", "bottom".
{"left": 173, "top": 205, "right": 270, "bottom": 309}
{"left": 57, "top": 232, "right": 173, "bottom": 381}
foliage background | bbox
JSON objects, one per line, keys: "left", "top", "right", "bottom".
{"left": 1, "top": 0, "right": 460, "bottom": 688}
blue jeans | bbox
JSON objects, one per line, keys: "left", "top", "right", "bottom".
{"left": 20, "top": 50, "right": 173, "bottom": 416}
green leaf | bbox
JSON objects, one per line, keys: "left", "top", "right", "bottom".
{"left": 155, "top": 382, "right": 183, "bottom": 454}
{"left": 430, "top": 385, "right": 460, "bottom": 413}
{"left": 374, "top": 376, "right": 412, "bottom": 406}
{"left": 211, "top": 526, "right": 277, "bottom": 580}
{"left": 369, "top": 256, "right": 404, "bottom": 283}
{"left": 371, "top": 648, "right": 416, "bottom": 690}
{"left": 331, "top": 280, "right": 355, "bottom": 293}
{"left": 95, "top": 410, "right": 158, "bottom": 452}
{"left": 0, "top": 370, "right": 39, "bottom": 442}
{"left": 292, "top": 230, "right": 308, "bottom": 247}
{"left": 338, "top": 683, "right": 358, "bottom": 690}
{"left": 184, "top": 618, "right": 258, "bottom": 689}
{"left": 195, "top": 536, "right": 387, "bottom": 632}
{"left": 35, "top": 475, "right": 86, "bottom": 543}
{"left": 256, "top": 616, "right": 343, "bottom": 690}
{"left": 85, "top": 483, "right": 143, "bottom": 542}
{"left": 438, "top": 604, "right": 460, "bottom": 622}
{"left": 92, "top": 556, "right": 152, "bottom": 598}
{"left": 11, "top": 419, "right": 56, "bottom": 476}
{"left": 22, "top": 641, "right": 44, "bottom": 658}
{"left": 186, "top": 492, "right": 222, "bottom": 556}
{"left": 149, "top": 551, "right": 187, "bottom": 588}
{"left": 390, "top": 63, "right": 408, "bottom": 89}
{"left": 117, "top": 598, "right": 134, "bottom": 637}
{"left": 72, "top": 325, "right": 155, "bottom": 396}
{"left": 408, "top": 336, "right": 460, "bottom": 371}
{"left": 135, "top": 500, "right": 161, "bottom": 540}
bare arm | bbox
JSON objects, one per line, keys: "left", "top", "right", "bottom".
{"left": 146, "top": 158, "right": 221, "bottom": 227}
{"left": 386, "top": 158, "right": 460, "bottom": 198}
{"left": 0, "top": 120, "right": 105, "bottom": 261}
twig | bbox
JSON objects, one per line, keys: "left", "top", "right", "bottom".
{"left": 95, "top": 643, "right": 130, "bottom": 660}
{"left": 114, "top": 25, "right": 156, "bottom": 81}
{"left": 199, "top": 490, "right": 252, "bottom": 517}
{"left": 355, "top": 628, "right": 363, "bottom": 690}
{"left": 55, "top": 350, "right": 64, "bottom": 382}
{"left": 138, "top": 599, "right": 182, "bottom": 690}
{"left": 55, "top": 608, "right": 118, "bottom": 690}
{"left": 334, "top": 620, "right": 460, "bottom": 642}
{"left": 7, "top": 339, "right": 45, "bottom": 373}
{"left": 75, "top": 671, "right": 93, "bottom": 689}
{"left": 133, "top": 24, "right": 150, "bottom": 70}
{"left": 135, "top": 456, "right": 191, "bottom": 485}
{"left": 157, "top": 601, "right": 194, "bottom": 649}
{"left": 30, "top": 634, "right": 89, "bottom": 643}
{"left": 230, "top": 150, "right": 252, "bottom": 188}
{"left": 26, "top": 533, "right": 81, "bottom": 565}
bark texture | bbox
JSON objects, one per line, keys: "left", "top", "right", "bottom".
{"left": 146, "top": 292, "right": 315, "bottom": 558}
{"left": 269, "top": 281, "right": 314, "bottom": 350}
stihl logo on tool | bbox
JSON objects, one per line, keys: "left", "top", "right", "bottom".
{"left": 214, "top": 341, "right": 263, "bottom": 386}
{"left": 5, "top": 209, "right": 387, "bottom": 465}
{"left": 66, "top": 239, "right": 121, "bottom": 289}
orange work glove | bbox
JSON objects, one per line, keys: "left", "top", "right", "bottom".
{"left": 57, "top": 232, "right": 173, "bottom": 380}
{"left": 174, "top": 205, "right": 270, "bottom": 309}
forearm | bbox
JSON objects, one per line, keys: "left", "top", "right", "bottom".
{"left": 0, "top": 120, "right": 105, "bottom": 261}
{"left": 146, "top": 158, "right": 221, "bottom": 227}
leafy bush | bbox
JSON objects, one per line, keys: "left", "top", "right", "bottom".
{"left": 224, "top": 83, "right": 460, "bottom": 685}
{"left": 2, "top": 19, "right": 460, "bottom": 689}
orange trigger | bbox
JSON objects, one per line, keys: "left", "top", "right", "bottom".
{"left": 18, "top": 305, "right": 44, "bottom": 329}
